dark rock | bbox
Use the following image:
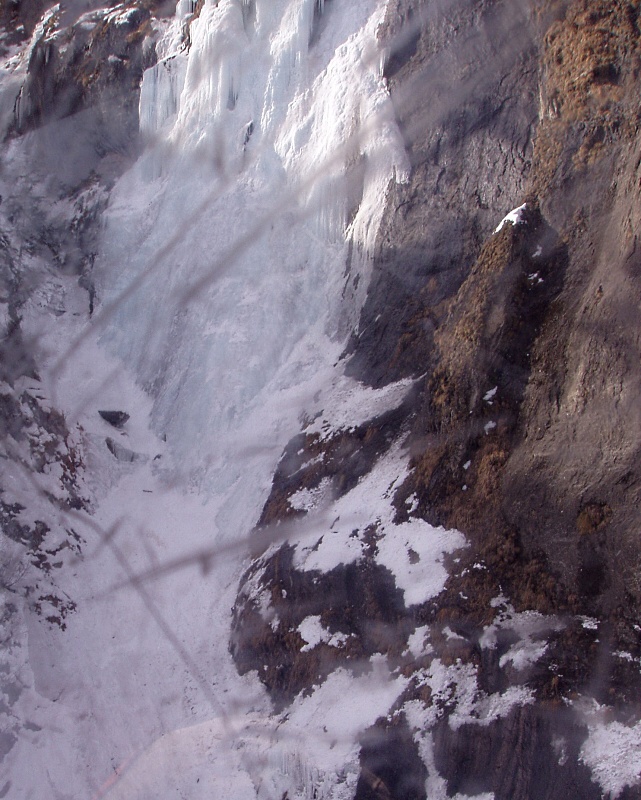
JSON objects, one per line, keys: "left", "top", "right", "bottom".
{"left": 258, "top": 392, "right": 414, "bottom": 528}
{"left": 432, "top": 704, "right": 602, "bottom": 800}
{"left": 0, "top": 0, "right": 49, "bottom": 48}
{"left": 231, "top": 394, "right": 421, "bottom": 709}
{"left": 10, "top": 1, "right": 159, "bottom": 151}
{"left": 231, "top": 1, "right": 641, "bottom": 796}
{"left": 0, "top": 500, "right": 49, "bottom": 550}
{"left": 231, "top": 544, "right": 412, "bottom": 711}
{"left": 355, "top": 716, "right": 427, "bottom": 800}
{"left": 346, "top": 0, "right": 538, "bottom": 387}
{"left": 98, "top": 410, "right": 129, "bottom": 429}
{"left": 343, "top": 0, "right": 641, "bottom": 638}
{"left": 105, "top": 436, "right": 146, "bottom": 463}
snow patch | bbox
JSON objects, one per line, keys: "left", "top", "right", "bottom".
{"left": 298, "top": 615, "right": 349, "bottom": 652}
{"left": 483, "top": 386, "right": 497, "bottom": 402}
{"left": 580, "top": 712, "right": 641, "bottom": 798}
{"left": 494, "top": 202, "right": 527, "bottom": 234}
{"left": 480, "top": 601, "right": 563, "bottom": 672}
{"left": 291, "top": 439, "right": 466, "bottom": 607}
{"left": 289, "top": 477, "right": 334, "bottom": 512}
{"left": 405, "top": 625, "right": 432, "bottom": 659}
{"left": 304, "top": 375, "right": 415, "bottom": 440}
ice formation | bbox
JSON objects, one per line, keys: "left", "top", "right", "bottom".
{"left": 99, "top": 0, "right": 409, "bottom": 492}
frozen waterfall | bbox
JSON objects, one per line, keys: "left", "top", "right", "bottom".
{"left": 98, "top": 0, "right": 407, "bottom": 492}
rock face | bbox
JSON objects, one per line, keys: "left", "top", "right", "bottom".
{"left": 0, "top": 380, "right": 86, "bottom": 629}
{"left": 99, "top": 409, "right": 130, "bottom": 428}
{"left": 231, "top": 1, "right": 641, "bottom": 798}
{"left": 0, "top": 0, "right": 50, "bottom": 47}
{"left": 11, "top": 1, "right": 160, "bottom": 145}
{"left": 360, "top": 0, "right": 641, "bottom": 626}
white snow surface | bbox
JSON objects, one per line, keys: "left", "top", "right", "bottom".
{"left": 580, "top": 707, "right": 641, "bottom": 798}
{"left": 494, "top": 202, "right": 527, "bottom": 234}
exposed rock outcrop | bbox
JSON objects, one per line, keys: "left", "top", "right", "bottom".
{"left": 0, "top": 380, "right": 86, "bottom": 628}
{"left": 0, "top": 1, "right": 166, "bottom": 632}
{"left": 11, "top": 2, "right": 159, "bottom": 145}
{"left": 99, "top": 409, "right": 130, "bottom": 428}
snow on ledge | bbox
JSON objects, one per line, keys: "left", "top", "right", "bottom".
{"left": 494, "top": 203, "right": 527, "bottom": 234}
{"left": 298, "top": 615, "right": 348, "bottom": 652}
{"left": 305, "top": 375, "right": 416, "bottom": 440}
{"left": 289, "top": 477, "right": 334, "bottom": 513}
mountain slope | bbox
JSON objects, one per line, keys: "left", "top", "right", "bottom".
{"left": 1, "top": 1, "right": 641, "bottom": 799}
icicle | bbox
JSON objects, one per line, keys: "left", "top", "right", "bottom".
{"left": 102, "top": 0, "right": 409, "bottom": 483}
{"left": 379, "top": 46, "right": 390, "bottom": 77}
{"left": 240, "top": 0, "right": 256, "bottom": 32}
{"left": 13, "top": 87, "right": 24, "bottom": 132}
{"left": 176, "top": 0, "right": 197, "bottom": 16}
{"left": 139, "top": 55, "right": 187, "bottom": 141}
{"left": 304, "top": 0, "right": 326, "bottom": 46}
{"left": 227, "top": 76, "right": 238, "bottom": 110}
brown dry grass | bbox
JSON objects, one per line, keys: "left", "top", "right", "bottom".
{"left": 576, "top": 501, "right": 613, "bottom": 534}
{"left": 533, "top": 0, "right": 641, "bottom": 191}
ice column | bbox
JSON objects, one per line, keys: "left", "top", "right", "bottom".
{"left": 169, "top": 0, "right": 247, "bottom": 171}
{"left": 139, "top": 56, "right": 187, "bottom": 142}
{"left": 100, "top": 0, "right": 409, "bottom": 483}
